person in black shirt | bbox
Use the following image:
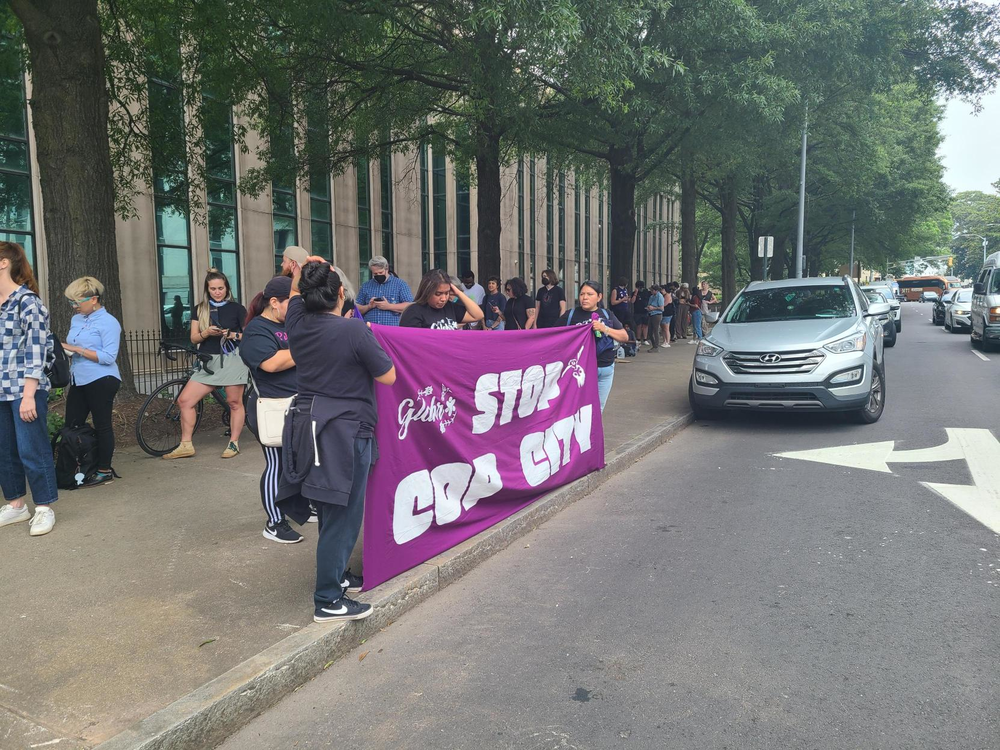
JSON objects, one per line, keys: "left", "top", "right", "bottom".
{"left": 501, "top": 276, "right": 536, "bottom": 330}
{"left": 241, "top": 276, "right": 303, "bottom": 545}
{"left": 557, "top": 280, "right": 629, "bottom": 412}
{"left": 282, "top": 259, "right": 396, "bottom": 624}
{"left": 163, "top": 269, "right": 249, "bottom": 461}
{"left": 482, "top": 276, "right": 507, "bottom": 331}
{"left": 399, "top": 269, "right": 485, "bottom": 330}
{"left": 534, "top": 269, "right": 567, "bottom": 329}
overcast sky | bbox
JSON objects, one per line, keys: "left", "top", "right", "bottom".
{"left": 939, "top": 89, "right": 1000, "bottom": 195}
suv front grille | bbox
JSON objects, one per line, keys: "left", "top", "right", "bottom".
{"left": 723, "top": 349, "right": 825, "bottom": 375}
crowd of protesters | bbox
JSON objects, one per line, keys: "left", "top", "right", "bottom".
{"left": 0, "top": 237, "right": 715, "bottom": 621}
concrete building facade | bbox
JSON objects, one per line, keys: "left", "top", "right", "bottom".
{"left": 1, "top": 63, "right": 680, "bottom": 336}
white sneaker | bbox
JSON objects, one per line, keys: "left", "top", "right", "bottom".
{"left": 28, "top": 506, "right": 55, "bottom": 536}
{"left": 663, "top": 343, "right": 671, "bottom": 348}
{"left": 0, "top": 503, "right": 30, "bottom": 527}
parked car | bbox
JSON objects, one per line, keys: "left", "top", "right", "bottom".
{"left": 971, "top": 251, "right": 1000, "bottom": 350}
{"left": 689, "top": 276, "right": 888, "bottom": 424}
{"left": 945, "top": 288, "right": 973, "bottom": 332}
{"left": 863, "top": 289, "right": 897, "bottom": 347}
{"left": 862, "top": 284, "right": 901, "bottom": 332}
{"left": 932, "top": 290, "right": 955, "bottom": 325}
{"left": 921, "top": 290, "right": 940, "bottom": 304}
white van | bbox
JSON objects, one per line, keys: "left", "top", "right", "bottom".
{"left": 970, "top": 251, "right": 1000, "bottom": 350}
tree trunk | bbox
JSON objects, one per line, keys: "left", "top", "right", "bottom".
{"left": 608, "top": 148, "right": 636, "bottom": 287}
{"left": 11, "top": 0, "right": 136, "bottom": 398}
{"left": 720, "top": 176, "right": 738, "bottom": 306}
{"left": 680, "top": 164, "right": 697, "bottom": 286}
{"left": 474, "top": 121, "right": 502, "bottom": 283}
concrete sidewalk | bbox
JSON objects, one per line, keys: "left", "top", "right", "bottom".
{"left": 0, "top": 343, "right": 695, "bottom": 750}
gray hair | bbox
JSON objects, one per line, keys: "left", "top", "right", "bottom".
{"left": 368, "top": 255, "right": 389, "bottom": 270}
{"left": 332, "top": 265, "right": 356, "bottom": 301}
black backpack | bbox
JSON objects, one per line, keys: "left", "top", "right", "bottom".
{"left": 52, "top": 424, "right": 99, "bottom": 489}
{"left": 21, "top": 292, "right": 71, "bottom": 388}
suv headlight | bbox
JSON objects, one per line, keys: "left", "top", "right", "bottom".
{"left": 824, "top": 332, "right": 867, "bottom": 354}
{"left": 696, "top": 339, "right": 724, "bottom": 357}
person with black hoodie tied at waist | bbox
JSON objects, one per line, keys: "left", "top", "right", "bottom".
{"left": 279, "top": 258, "right": 397, "bottom": 623}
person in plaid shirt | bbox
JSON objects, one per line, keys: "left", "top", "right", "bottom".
{"left": 355, "top": 256, "right": 413, "bottom": 326}
{"left": 0, "top": 242, "right": 58, "bottom": 537}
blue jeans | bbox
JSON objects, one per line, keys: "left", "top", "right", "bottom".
{"left": 597, "top": 365, "right": 615, "bottom": 412}
{"left": 692, "top": 309, "right": 704, "bottom": 339}
{"left": 314, "top": 437, "right": 372, "bottom": 608}
{"left": 0, "top": 394, "right": 59, "bottom": 506}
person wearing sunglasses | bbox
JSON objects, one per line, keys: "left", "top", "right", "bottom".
{"left": 61, "top": 277, "right": 122, "bottom": 487}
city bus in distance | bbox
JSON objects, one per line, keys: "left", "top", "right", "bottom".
{"left": 898, "top": 275, "right": 954, "bottom": 301}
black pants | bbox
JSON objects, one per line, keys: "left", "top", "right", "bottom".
{"left": 314, "top": 437, "right": 372, "bottom": 608}
{"left": 65, "top": 376, "right": 120, "bottom": 469}
{"left": 648, "top": 314, "right": 662, "bottom": 348}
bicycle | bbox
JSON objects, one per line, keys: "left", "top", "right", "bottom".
{"left": 134, "top": 342, "right": 233, "bottom": 457}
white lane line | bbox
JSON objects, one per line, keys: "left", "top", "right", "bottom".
{"left": 972, "top": 349, "right": 990, "bottom": 362}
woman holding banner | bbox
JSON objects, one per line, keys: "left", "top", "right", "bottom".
{"left": 558, "top": 281, "right": 629, "bottom": 412}
{"left": 399, "top": 269, "right": 484, "bottom": 330}
{"left": 281, "top": 260, "right": 397, "bottom": 624}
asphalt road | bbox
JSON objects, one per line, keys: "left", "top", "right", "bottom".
{"left": 222, "top": 301, "right": 999, "bottom": 750}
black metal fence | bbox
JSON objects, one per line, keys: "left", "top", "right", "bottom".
{"left": 121, "top": 330, "right": 191, "bottom": 395}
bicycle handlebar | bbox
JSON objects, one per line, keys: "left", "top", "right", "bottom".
{"left": 159, "top": 342, "right": 216, "bottom": 375}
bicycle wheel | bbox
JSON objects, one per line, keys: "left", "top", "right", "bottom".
{"left": 135, "top": 379, "right": 204, "bottom": 456}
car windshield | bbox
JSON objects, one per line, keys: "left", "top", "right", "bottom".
{"left": 724, "top": 285, "right": 856, "bottom": 323}
{"left": 865, "top": 292, "right": 887, "bottom": 305}
{"left": 953, "top": 290, "right": 972, "bottom": 303}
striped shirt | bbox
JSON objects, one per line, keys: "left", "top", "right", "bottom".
{"left": 356, "top": 276, "right": 413, "bottom": 326}
{"left": 0, "top": 285, "right": 53, "bottom": 400}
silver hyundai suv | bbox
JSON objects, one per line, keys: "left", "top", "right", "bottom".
{"left": 689, "top": 276, "right": 890, "bottom": 424}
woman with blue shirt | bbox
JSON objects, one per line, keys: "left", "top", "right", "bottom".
{"left": 61, "top": 276, "right": 122, "bottom": 487}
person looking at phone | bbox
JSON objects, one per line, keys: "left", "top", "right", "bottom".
{"left": 162, "top": 269, "right": 249, "bottom": 461}
{"left": 355, "top": 256, "right": 412, "bottom": 326}
{"left": 400, "top": 269, "right": 485, "bottom": 330}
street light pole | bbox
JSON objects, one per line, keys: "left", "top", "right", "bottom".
{"left": 795, "top": 102, "right": 808, "bottom": 279}
{"left": 849, "top": 209, "right": 856, "bottom": 281}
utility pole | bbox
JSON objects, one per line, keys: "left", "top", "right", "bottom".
{"left": 795, "top": 103, "right": 808, "bottom": 279}
{"left": 849, "top": 209, "right": 856, "bottom": 281}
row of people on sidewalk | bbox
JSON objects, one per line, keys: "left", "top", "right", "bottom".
{"left": 0, "top": 241, "right": 630, "bottom": 625}
{"left": 610, "top": 279, "right": 716, "bottom": 352}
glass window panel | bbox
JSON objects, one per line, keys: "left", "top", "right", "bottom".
{"left": 310, "top": 196, "right": 331, "bottom": 222}
{"left": 208, "top": 204, "right": 237, "bottom": 251}
{"left": 272, "top": 190, "right": 296, "bottom": 216}
{"left": 209, "top": 251, "right": 240, "bottom": 300}
{"left": 310, "top": 172, "right": 330, "bottom": 200}
{"left": 208, "top": 180, "right": 235, "bottom": 206}
{"left": 0, "top": 140, "right": 27, "bottom": 172}
{"left": 311, "top": 221, "right": 332, "bottom": 257}
{"left": 0, "top": 70, "right": 27, "bottom": 139}
{"left": 273, "top": 215, "right": 296, "bottom": 253}
{"left": 0, "top": 231, "right": 32, "bottom": 264}
{"left": 155, "top": 202, "right": 190, "bottom": 246}
{"left": 0, "top": 172, "right": 32, "bottom": 231}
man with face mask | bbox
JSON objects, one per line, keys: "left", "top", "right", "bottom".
{"left": 460, "top": 271, "right": 485, "bottom": 329}
{"left": 356, "top": 256, "right": 413, "bottom": 326}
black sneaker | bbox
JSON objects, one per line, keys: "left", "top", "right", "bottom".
{"left": 82, "top": 469, "right": 118, "bottom": 488}
{"left": 341, "top": 569, "right": 363, "bottom": 593}
{"left": 263, "top": 520, "right": 303, "bottom": 544}
{"left": 314, "top": 596, "right": 373, "bottom": 623}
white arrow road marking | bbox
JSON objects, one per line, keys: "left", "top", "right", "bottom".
{"left": 972, "top": 350, "right": 990, "bottom": 362}
{"left": 778, "top": 429, "right": 1000, "bottom": 534}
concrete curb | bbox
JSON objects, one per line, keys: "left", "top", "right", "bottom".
{"left": 95, "top": 411, "right": 693, "bottom": 750}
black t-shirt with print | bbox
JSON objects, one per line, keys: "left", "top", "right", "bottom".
{"left": 503, "top": 295, "right": 533, "bottom": 330}
{"left": 399, "top": 301, "right": 467, "bottom": 330}
{"left": 196, "top": 301, "right": 247, "bottom": 355}
{"left": 557, "top": 306, "right": 625, "bottom": 367}
{"left": 240, "top": 316, "right": 297, "bottom": 398}
{"left": 535, "top": 285, "right": 566, "bottom": 328}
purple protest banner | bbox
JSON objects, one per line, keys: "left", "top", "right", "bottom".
{"left": 363, "top": 325, "right": 606, "bottom": 590}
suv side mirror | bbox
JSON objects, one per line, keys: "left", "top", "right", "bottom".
{"left": 866, "top": 302, "right": 891, "bottom": 317}
{"left": 974, "top": 282, "right": 985, "bottom": 295}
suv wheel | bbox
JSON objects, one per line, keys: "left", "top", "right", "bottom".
{"left": 852, "top": 362, "right": 885, "bottom": 424}
{"left": 688, "top": 378, "right": 718, "bottom": 421}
